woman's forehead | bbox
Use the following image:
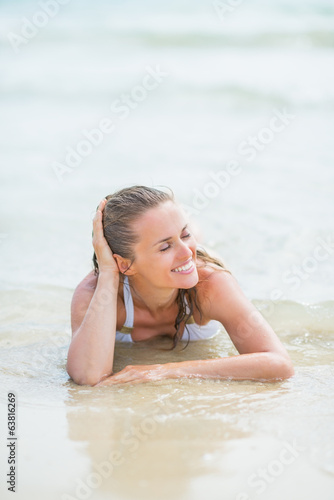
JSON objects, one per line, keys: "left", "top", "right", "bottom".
{"left": 135, "top": 202, "right": 187, "bottom": 241}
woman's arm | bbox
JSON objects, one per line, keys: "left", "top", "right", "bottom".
{"left": 97, "top": 269, "right": 294, "bottom": 386}
{"left": 96, "top": 352, "right": 293, "bottom": 385}
{"left": 66, "top": 270, "right": 119, "bottom": 386}
{"left": 201, "top": 269, "right": 293, "bottom": 359}
{"left": 66, "top": 199, "right": 120, "bottom": 386}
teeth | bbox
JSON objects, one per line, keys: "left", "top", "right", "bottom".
{"left": 172, "top": 260, "right": 193, "bottom": 273}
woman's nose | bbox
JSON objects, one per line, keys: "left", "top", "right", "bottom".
{"left": 177, "top": 239, "right": 192, "bottom": 260}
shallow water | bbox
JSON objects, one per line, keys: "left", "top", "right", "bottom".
{"left": 1, "top": 287, "right": 334, "bottom": 499}
{"left": 1, "top": 0, "right": 334, "bottom": 498}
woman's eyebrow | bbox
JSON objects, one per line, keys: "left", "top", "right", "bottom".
{"left": 152, "top": 224, "right": 188, "bottom": 247}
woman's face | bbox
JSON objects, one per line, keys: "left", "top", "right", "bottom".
{"left": 130, "top": 201, "right": 199, "bottom": 290}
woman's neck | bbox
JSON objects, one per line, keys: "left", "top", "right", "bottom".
{"left": 126, "top": 275, "right": 179, "bottom": 315}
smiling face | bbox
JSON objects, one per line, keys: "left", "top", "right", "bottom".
{"left": 128, "top": 201, "right": 199, "bottom": 290}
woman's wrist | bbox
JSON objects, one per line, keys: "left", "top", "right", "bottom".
{"left": 162, "top": 362, "right": 185, "bottom": 379}
{"left": 98, "top": 269, "right": 120, "bottom": 282}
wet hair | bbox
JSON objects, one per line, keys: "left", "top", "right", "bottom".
{"left": 92, "top": 185, "right": 229, "bottom": 350}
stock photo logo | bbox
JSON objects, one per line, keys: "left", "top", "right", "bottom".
{"left": 52, "top": 66, "right": 169, "bottom": 182}
{"left": 236, "top": 439, "right": 306, "bottom": 500}
{"left": 61, "top": 398, "right": 174, "bottom": 500}
{"left": 183, "top": 107, "right": 296, "bottom": 216}
{"left": 7, "top": 0, "right": 71, "bottom": 53}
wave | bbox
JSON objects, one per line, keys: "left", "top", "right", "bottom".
{"left": 0, "top": 79, "right": 332, "bottom": 110}
{"left": 2, "top": 26, "right": 334, "bottom": 49}
{"left": 254, "top": 299, "right": 334, "bottom": 334}
{"left": 1, "top": 0, "right": 334, "bottom": 50}
{"left": 1, "top": 285, "right": 333, "bottom": 343}
{"left": 110, "top": 29, "right": 334, "bottom": 49}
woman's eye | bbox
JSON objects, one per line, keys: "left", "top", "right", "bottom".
{"left": 160, "top": 233, "right": 191, "bottom": 252}
{"left": 160, "top": 244, "right": 171, "bottom": 252}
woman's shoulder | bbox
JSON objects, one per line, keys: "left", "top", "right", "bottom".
{"left": 195, "top": 257, "right": 235, "bottom": 307}
{"left": 196, "top": 253, "right": 231, "bottom": 282}
{"left": 73, "top": 270, "right": 125, "bottom": 302}
{"left": 71, "top": 271, "right": 98, "bottom": 312}
{"left": 72, "top": 270, "right": 122, "bottom": 305}
{"left": 71, "top": 270, "right": 126, "bottom": 330}
{"left": 81, "top": 269, "right": 98, "bottom": 286}
{"left": 194, "top": 255, "right": 251, "bottom": 325}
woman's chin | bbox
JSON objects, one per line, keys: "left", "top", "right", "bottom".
{"left": 171, "top": 268, "right": 199, "bottom": 288}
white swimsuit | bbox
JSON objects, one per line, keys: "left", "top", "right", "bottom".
{"left": 116, "top": 276, "right": 221, "bottom": 342}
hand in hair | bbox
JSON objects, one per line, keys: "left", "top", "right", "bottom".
{"left": 93, "top": 198, "right": 119, "bottom": 276}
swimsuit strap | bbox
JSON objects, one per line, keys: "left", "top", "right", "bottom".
{"left": 119, "top": 282, "right": 195, "bottom": 334}
{"left": 184, "top": 294, "right": 195, "bottom": 324}
{"left": 119, "top": 275, "right": 134, "bottom": 334}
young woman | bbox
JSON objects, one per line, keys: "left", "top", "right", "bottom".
{"left": 67, "top": 186, "right": 294, "bottom": 386}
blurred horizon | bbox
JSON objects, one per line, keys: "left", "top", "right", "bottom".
{"left": 0, "top": 0, "right": 333, "bottom": 302}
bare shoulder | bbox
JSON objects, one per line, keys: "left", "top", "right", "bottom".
{"left": 195, "top": 261, "right": 243, "bottom": 319}
{"left": 71, "top": 270, "right": 98, "bottom": 334}
{"left": 72, "top": 270, "right": 98, "bottom": 301}
{"left": 196, "top": 258, "right": 236, "bottom": 291}
{"left": 70, "top": 270, "right": 126, "bottom": 334}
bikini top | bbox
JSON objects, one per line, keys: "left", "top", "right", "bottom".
{"left": 116, "top": 276, "right": 221, "bottom": 342}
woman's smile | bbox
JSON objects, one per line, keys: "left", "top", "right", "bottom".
{"left": 171, "top": 258, "right": 195, "bottom": 274}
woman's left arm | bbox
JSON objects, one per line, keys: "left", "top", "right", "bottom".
{"left": 198, "top": 269, "right": 294, "bottom": 375}
{"left": 97, "top": 271, "right": 294, "bottom": 386}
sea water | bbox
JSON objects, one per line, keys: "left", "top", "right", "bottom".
{"left": 0, "top": 0, "right": 334, "bottom": 499}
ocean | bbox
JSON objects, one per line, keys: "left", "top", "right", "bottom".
{"left": 0, "top": 0, "right": 333, "bottom": 499}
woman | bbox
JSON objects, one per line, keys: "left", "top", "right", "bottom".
{"left": 67, "top": 186, "right": 294, "bottom": 386}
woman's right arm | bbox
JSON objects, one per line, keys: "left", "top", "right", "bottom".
{"left": 66, "top": 199, "right": 120, "bottom": 386}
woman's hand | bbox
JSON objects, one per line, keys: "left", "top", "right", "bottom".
{"left": 95, "top": 363, "right": 169, "bottom": 386}
{"left": 93, "top": 198, "right": 119, "bottom": 276}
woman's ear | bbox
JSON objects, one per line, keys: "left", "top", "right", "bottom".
{"left": 113, "top": 254, "right": 135, "bottom": 275}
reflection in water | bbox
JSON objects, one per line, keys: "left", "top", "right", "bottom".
{"left": 62, "top": 332, "right": 331, "bottom": 500}
{"left": 65, "top": 378, "right": 251, "bottom": 500}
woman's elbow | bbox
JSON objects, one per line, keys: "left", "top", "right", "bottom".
{"left": 69, "top": 374, "right": 100, "bottom": 387}
{"left": 269, "top": 354, "right": 295, "bottom": 381}
{"left": 66, "top": 362, "right": 105, "bottom": 387}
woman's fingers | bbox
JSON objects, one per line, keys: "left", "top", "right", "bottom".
{"left": 92, "top": 198, "right": 119, "bottom": 274}
{"left": 97, "top": 375, "right": 146, "bottom": 386}
{"left": 93, "top": 199, "right": 106, "bottom": 237}
{"left": 97, "top": 198, "right": 107, "bottom": 212}
{"left": 96, "top": 364, "right": 166, "bottom": 385}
